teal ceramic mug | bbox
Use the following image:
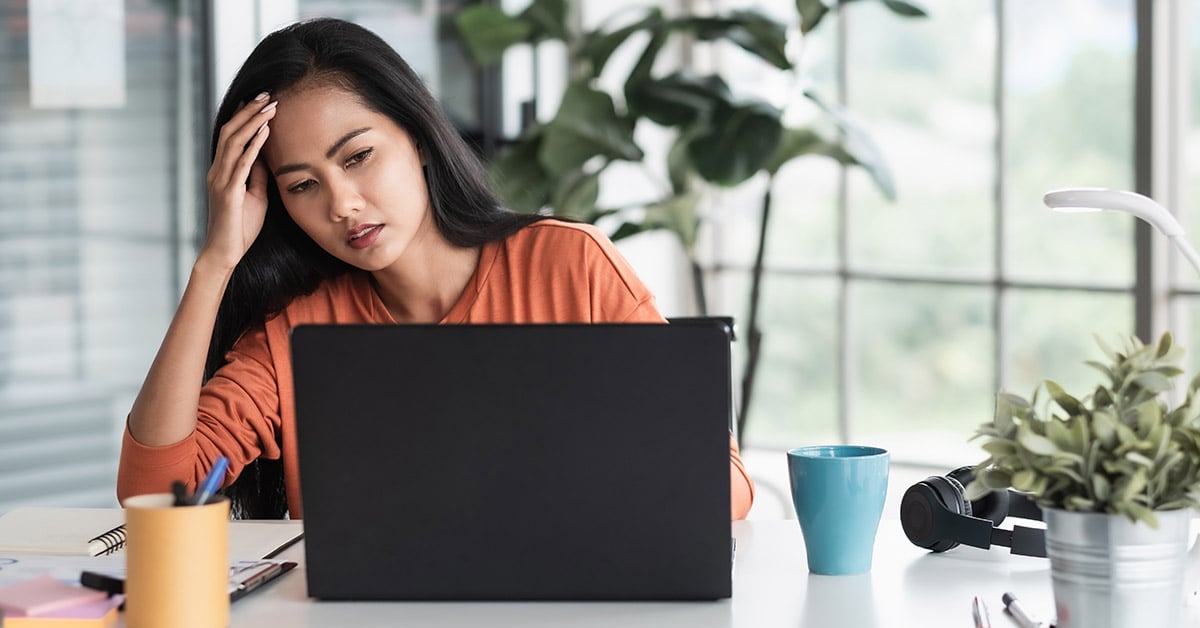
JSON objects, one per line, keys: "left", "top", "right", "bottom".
{"left": 787, "top": 445, "right": 890, "bottom": 575}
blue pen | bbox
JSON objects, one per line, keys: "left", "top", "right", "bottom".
{"left": 191, "top": 456, "right": 229, "bottom": 506}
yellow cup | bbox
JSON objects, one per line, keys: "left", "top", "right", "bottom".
{"left": 124, "top": 493, "right": 230, "bottom": 628}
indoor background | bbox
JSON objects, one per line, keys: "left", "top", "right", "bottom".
{"left": 0, "top": 0, "right": 1195, "bottom": 519}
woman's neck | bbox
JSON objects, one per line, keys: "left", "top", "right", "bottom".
{"left": 370, "top": 230, "right": 481, "bottom": 324}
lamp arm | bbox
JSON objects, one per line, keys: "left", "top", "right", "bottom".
{"left": 1170, "top": 235, "right": 1200, "bottom": 279}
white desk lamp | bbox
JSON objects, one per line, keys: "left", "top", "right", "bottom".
{"left": 1044, "top": 187, "right": 1200, "bottom": 606}
{"left": 1042, "top": 188, "right": 1200, "bottom": 277}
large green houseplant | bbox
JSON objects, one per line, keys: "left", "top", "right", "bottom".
{"left": 455, "top": 0, "right": 925, "bottom": 438}
{"left": 965, "top": 332, "right": 1200, "bottom": 628}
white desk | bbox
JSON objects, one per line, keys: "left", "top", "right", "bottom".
{"left": 151, "top": 519, "right": 1089, "bottom": 628}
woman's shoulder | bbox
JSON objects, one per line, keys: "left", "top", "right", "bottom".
{"left": 506, "top": 218, "right": 615, "bottom": 255}
{"left": 501, "top": 218, "right": 647, "bottom": 291}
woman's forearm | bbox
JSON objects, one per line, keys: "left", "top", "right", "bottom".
{"left": 127, "top": 257, "right": 234, "bottom": 446}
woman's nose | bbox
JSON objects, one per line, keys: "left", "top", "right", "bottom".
{"left": 325, "top": 176, "right": 362, "bottom": 221}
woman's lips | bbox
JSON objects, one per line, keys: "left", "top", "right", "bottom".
{"left": 347, "top": 224, "right": 383, "bottom": 249}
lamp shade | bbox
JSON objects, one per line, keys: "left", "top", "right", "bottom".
{"left": 1043, "top": 188, "right": 1185, "bottom": 236}
{"left": 1043, "top": 188, "right": 1200, "bottom": 276}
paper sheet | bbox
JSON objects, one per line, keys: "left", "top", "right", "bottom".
{"left": 28, "top": 0, "right": 126, "bottom": 108}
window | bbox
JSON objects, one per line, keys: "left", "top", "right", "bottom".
{"left": 706, "top": 0, "right": 1149, "bottom": 468}
{"left": 0, "top": 0, "right": 206, "bottom": 510}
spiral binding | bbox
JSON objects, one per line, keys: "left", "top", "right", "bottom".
{"left": 88, "top": 525, "right": 127, "bottom": 556}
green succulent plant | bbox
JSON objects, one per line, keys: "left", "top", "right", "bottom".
{"left": 965, "top": 332, "right": 1200, "bottom": 527}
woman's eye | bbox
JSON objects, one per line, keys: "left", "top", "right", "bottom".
{"left": 346, "top": 148, "right": 373, "bottom": 167}
{"left": 287, "top": 180, "right": 315, "bottom": 194}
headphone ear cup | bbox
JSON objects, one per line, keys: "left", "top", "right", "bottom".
{"left": 940, "top": 474, "right": 971, "bottom": 518}
{"left": 946, "top": 465, "right": 976, "bottom": 485}
{"left": 900, "top": 477, "right": 969, "bottom": 552}
{"left": 948, "top": 466, "right": 1009, "bottom": 526}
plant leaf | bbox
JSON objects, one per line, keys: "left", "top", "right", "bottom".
{"left": 1133, "top": 400, "right": 1163, "bottom": 436}
{"left": 765, "top": 126, "right": 857, "bottom": 175}
{"left": 1119, "top": 502, "right": 1158, "bottom": 528}
{"left": 1156, "top": 331, "right": 1174, "bottom": 358}
{"left": 977, "top": 467, "right": 1013, "bottom": 490}
{"left": 540, "top": 81, "right": 643, "bottom": 176}
{"left": 683, "top": 10, "right": 791, "bottom": 70}
{"left": 549, "top": 168, "right": 602, "bottom": 220}
{"left": 518, "top": 0, "right": 569, "bottom": 42}
{"left": 993, "top": 394, "right": 1017, "bottom": 434}
{"left": 1062, "top": 495, "right": 1094, "bottom": 511}
{"left": 627, "top": 72, "right": 730, "bottom": 127}
{"left": 1084, "top": 360, "right": 1117, "bottom": 388}
{"left": 1092, "top": 410, "right": 1118, "bottom": 448}
{"left": 1124, "top": 451, "right": 1155, "bottom": 468}
{"left": 1011, "top": 469, "right": 1038, "bottom": 492}
{"left": 795, "top": 1, "right": 927, "bottom": 35}
{"left": 1044, "top": 380, "right": 1084, "bottom": 416}
{"left": 454, "top": 6, "right": 532, "bottom": 66}
{"left": 1094, "top": 334, "right": 1119, "bottom": 362}
{"left": 640, "top": 193, "right": 702, "bottom": 252}
{"left": 608, "top": 221, "right": 648, "bottom": 242}
{"left": 1133, "top": 371, "right": 1173, "bottom": 394}
{"left": 687, "top": 99, "right": 783, "bottom": 186}
{"left": 1016, "top": 422, "right": 1060, "bottom": 456}
{"left": 1044, "top": 463, "right": 1084, "bottom": 484}
{"left": 981, "top": 440, "right": 1016, "bottom": 458}
{"left": 578, "top": 8, "right": 664, "bottom": 77}
{"left": 880, "top": 0, "right": 929, "bottom": 18}
{"left": 489, "top": 133, "right": 552, "bottom": 213}
{"left": 794, "top": 0, "right": 832, "bottom": 34}
{"left": 803, "top": 89, "right": 896, "bottom": 199}
{"left": 962, "top": 478, "right": 994, "bottom": 502}
{"left": 1044, "top": 419, "right": 1074, "bottom": 452}
{"left": 999, "top": 392, "right": 1033, "bottom": 411}
{"left": 1116, "top": 468, "right": 1149, "bottom": 503}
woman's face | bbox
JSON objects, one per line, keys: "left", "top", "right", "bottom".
{"left": 261, "top": 84, "right": 434, "bottom": 271}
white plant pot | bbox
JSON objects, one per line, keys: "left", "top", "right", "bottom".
{"left": 1044, "top": 507, "right": 1191, "bottom": 628}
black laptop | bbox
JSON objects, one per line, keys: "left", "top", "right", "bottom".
{"left": 291, "top": 322, "right": 733, "bottom": 601}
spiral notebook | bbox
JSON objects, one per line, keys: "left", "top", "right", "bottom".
{"left": 0, "top": 508, "right": 126, "bottom": 557}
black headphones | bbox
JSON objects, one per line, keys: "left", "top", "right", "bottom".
{"left": 900, "top": 466, "right": 1047, "bottom": 558}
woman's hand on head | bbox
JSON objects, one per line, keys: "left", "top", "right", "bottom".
{"left": 200, "top": 93, "right": 278, "bottom": 273}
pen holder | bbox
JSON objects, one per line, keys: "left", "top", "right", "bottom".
{"left": 124, "top": 493, "right": 230, "bottom": 628}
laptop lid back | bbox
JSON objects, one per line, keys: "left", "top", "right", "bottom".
{"left": 291, "top": 323, "right": 732, "bottom": 601}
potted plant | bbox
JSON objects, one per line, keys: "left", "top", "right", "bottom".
{"left": 965, "top": 332, "right": 1200, "bottom": 628}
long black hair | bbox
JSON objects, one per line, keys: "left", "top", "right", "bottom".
{"left": 208, "top": 17, "right": 545, "bottom": 518}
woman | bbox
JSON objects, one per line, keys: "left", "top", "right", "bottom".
{"left": 116, "top": 17, "right": 754, "bottom": 519}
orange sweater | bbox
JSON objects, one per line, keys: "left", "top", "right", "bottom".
{"left": 118, "top": 220, "right": 755, "bottom": 518}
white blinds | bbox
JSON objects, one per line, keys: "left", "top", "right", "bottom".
{"left": 0, "top": 0, "right": 203, "bottom": 510}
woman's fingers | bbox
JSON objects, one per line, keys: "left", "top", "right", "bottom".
{"left": 248, "top": 154, "right": 269, "bottom": 192}
{"left": 231, "top": 120, "right": 270, "bottom": 194}
{"left": 242, "top": 127, "right": 271, "bottom": 199}
{"left": 202, "top": 93, "right": 277, "bottom": 267}
{"left": 212, "top": 92, "right": 269, "bottom": 162}
{"left": 209, "top": 95, "right": 277, "bottom": 190}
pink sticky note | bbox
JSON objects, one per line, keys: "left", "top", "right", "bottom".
{"left": 34, "top": 594, "right": 123, "bottom": 619}
{"left": 0, "top": 575, "right": 108, "bottom": 617}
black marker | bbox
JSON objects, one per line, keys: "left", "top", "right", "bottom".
{"left": 1002, "top": 592, "right": 1044, "bottom": 628}
{"left": 81, "top": 570, "right": 125, "bottom": 595}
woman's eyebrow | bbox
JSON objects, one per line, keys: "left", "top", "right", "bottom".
{"left": 272, "top": 127, "right": 372, "bottom": 177}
